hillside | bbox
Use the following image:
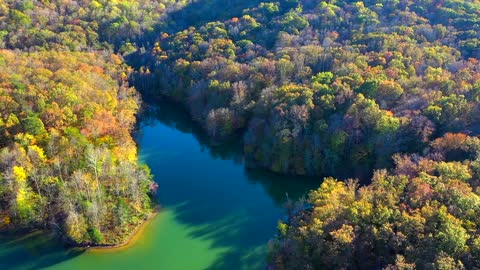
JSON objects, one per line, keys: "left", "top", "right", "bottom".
{"left": 0, "top": 51, "right": 155, "bottom": 245}
{"left": 141, "top": 0, "right": 480, "bottom": 179}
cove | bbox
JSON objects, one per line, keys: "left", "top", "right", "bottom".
{"left": 0, "top": 100, "right": 319, "bottom": 270}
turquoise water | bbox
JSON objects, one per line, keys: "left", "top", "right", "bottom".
{"left": 0, "top": 102, "right": 319, "bottom": 270}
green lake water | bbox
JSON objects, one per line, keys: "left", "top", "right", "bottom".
{"left": 0, "top": 102, "right": 319, "bottom": 270}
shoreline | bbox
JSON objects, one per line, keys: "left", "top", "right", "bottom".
{"left": 88, "top": 206, "right": 161, "bottom": 252}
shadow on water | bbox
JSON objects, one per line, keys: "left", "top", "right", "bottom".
{"left": 137, "top": 99, "right": 320, "bottom": 269}
{"left": 138, "top": 98, "right": 320, "bottom": 203}
{"left": 139, "top": 99, "right": 245, "bottom": 163}
{"left": 0, "top": 232, "right": 84, "bottom": 270}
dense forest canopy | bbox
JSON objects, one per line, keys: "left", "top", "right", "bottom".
{"left": 0, "top": 51, "right": 155, "bottom": 244}
{"left": 0, "top": 0, "right": 172, "bottom": 245}
{"left": 269, "top": 133, "right": 480, "bottom": 269}
{"left": 0, "top": 0, "right": 190, "bottom": 51}
{"left": 2, "top": 0, "right": 480, "bottom": 268}
{"left": 139, "top": 0, "right": 480, "bottom": 179}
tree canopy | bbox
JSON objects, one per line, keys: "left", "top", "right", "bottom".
{"left": 0, "top": 50, "right": 155, "bottom": 245}
{"left": 137, "top": 0, "right": 480, "bottom": 179}
{"left": 269, "top": 133, "right": 480, "bottom": 269}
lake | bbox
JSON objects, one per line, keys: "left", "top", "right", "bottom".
{"left": 0, "top": 101, "right": 319, "bottom": 270}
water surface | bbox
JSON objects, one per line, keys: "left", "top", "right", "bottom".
{"left": 0, "top": 101, "right": 319, "bottom": 270}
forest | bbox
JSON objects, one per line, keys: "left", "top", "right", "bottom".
{"left": 269, "top": 133, "right": 480, "bottom": 269}
{"left": 0, "top": 0, "right": 177, "bottom": 245}
{"left": 138, "top": 0, "right": 480, "bottom": 268}
{"left": 1, "top": 0, "right": 480, "bottom": 269}
{"left": 141, "top": 0, "right": 480, "bottom": 179}
{"left": 0, "top": 50, "right": 156, "bottom": 245}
